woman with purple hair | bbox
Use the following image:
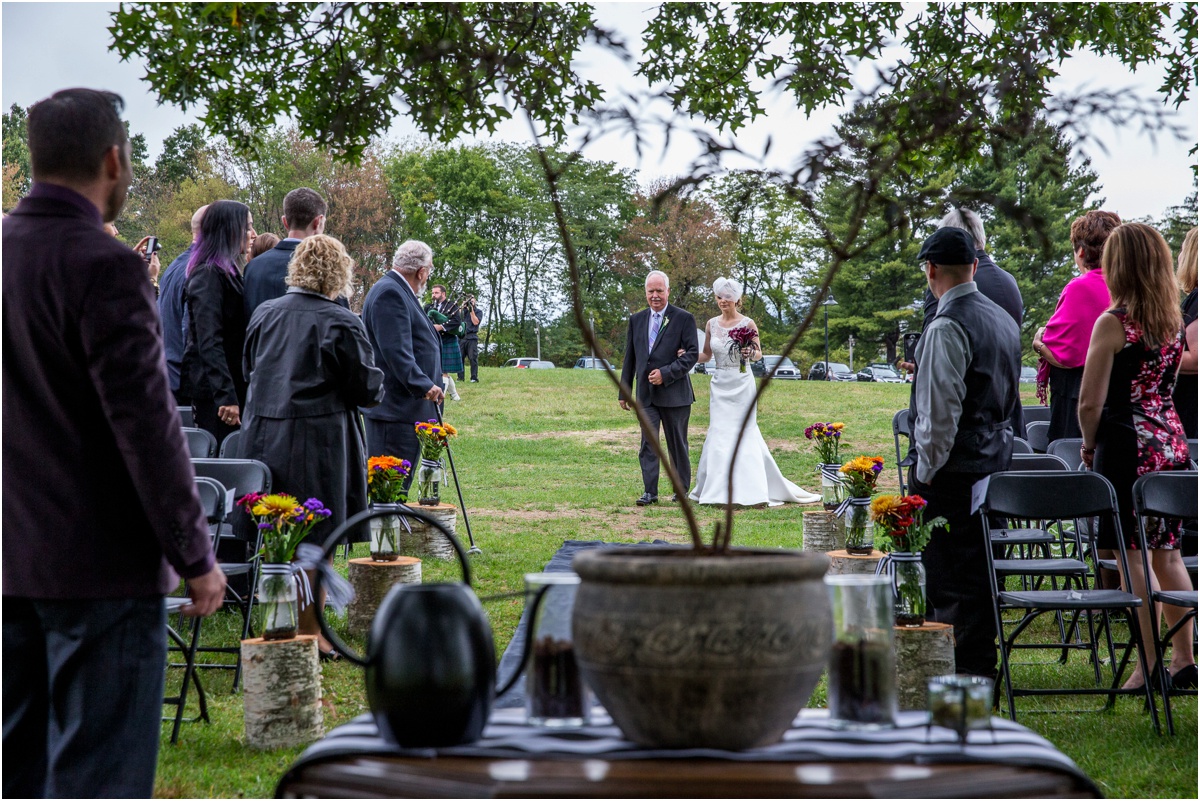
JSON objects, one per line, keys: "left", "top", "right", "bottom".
{"left": 180, "top": 199, "right": 256, "bottom": 445}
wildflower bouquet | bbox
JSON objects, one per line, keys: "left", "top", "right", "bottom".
{"left": 367, "top": 455, "right": 411, "bottom": 505}
{"left": 726, "top": 326, "right": 757, "bottom": 373}
{"left": 804, "top": 421, "right": 844, "bottom": 465}
{"left": 238, "top": 493, "right": 332, "bottom": 563}
{"left": 870, "top": 494, "right": 946, "bottom": 553}
{"left": 839, "top": 456, "right": 884, "bottom": 498}
{"left": 415, "top": 419, "right": 457, "bottom": 460}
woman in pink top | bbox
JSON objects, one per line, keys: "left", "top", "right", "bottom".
{"left": 1032, "top": 210, "right": 1121, "bottom": 441}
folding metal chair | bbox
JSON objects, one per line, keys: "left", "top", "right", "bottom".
{"left": 891, "top": 409, "right": 916, "bottom": 494}
{"left": 1022, "top": 404, "right": 1052, "bottom": 428}
{"left": 178, "top": 405, "right": 195, "bottom": 428}
{"left": 1046, "top": 438, "right": 1085, "bottom": 470}
{"left": 163, "top": 476, "right": 226, "bottom": 744}
{"left": 181, "top": 426, "right": 217, "bottom": 458}
{"left": 218, "top": 429, "right": 241, "bottom": 458}
{"left": 980, "top": 471, "right": 1158, "bottom": 732}
{"left": 1024, "top": 420, "right": 1050, "bottom": 453}
{"left": 1012, "top": 437, "right": 1033, "bottom": 455}
{"left": 1131, "top": 470, "right": 1198, "bottom": 735}
{"left": 189, "top": 457, "right": 272, "bottom": 689}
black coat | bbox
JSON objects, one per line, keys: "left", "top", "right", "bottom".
{"left": 181, "top": 263, "right": 247, "bottom": 409}
{"left": 620, "top": 304, "right": 699, "bottom": 408}
{"left": 361, "top": 271, "right": 442, "bottom": 425}
{"left": 241, "top": 289, "right": 384, "bottom": 542}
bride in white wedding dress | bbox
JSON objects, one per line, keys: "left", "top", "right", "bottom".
{"left": 688, "top": 278, "right": 821, "bottom": 507}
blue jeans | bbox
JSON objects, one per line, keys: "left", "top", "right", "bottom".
{"left": 4, "top": 596, "right": 167, "bottom": 798}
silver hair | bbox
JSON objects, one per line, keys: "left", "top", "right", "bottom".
{"left": 392, "top": 240, "right": 433, "bottom": 275}
{"left": 939, "top": 208, "right": 986, "bottom": 250}
{"left": 645, "top": 270, "right": 670, "bottom": 289}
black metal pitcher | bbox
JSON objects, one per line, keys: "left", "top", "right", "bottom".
{"left": 313, "top": 505, "right": 534, "bottom": 748}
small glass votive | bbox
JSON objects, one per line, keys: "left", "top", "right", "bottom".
{"left": 824, "top": 574, "right": 897, "bottom": 728}
{"left": 927, "top": 675, "right": 993, "bottom": 741}
{"left": 524, "top": 572, "right": 591, "bottom": 728}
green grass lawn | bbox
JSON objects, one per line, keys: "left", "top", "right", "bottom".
{"left": 157, "top": 367, "right": 1197, "bottom": 798}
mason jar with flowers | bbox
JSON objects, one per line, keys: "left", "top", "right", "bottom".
{"left": 837, "top": 456, "right": 884, "bottom": 554}
{"left": 414, "top": 419, "right": 457, "bottom": 506}
{"left": 870, "top": 494, "right": 946, "bottom": 627}
{"left": 366, "top": 455, "right": 411, "bottom": 561}
{"left": 805, "top": 422, "right": 845, "bottom": 509}
{"left": 238, "top": 493, "right": 332, "bottom": 640}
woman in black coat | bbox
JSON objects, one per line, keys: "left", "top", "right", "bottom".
{"left": 240, "top": 234, "right": 384, "bottom": 654}
{"left": 180, "top": 200, "right": 257, "bottom": 446}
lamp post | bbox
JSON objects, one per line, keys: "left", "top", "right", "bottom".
{"left": 823, "top": 292, "right": 838, "bottom": 381}
{"left": 535, "top": 326, "right": 541, "bottom": 361}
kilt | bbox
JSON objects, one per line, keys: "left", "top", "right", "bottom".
{"left": 440, "top": 336, "right": 463, "bottom": 373}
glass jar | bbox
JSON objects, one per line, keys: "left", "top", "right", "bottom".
{"left": 524, "top": 573, "right": 591, "bottom": 727}
{"left": 818, "top": 464, "right": 844, "bottom": 511}
{"left": 824, "top": 574, "right": 896, "bottom": 728}
{"left": 927, "top": 675, "right": 993, "bottom": 741}
{"left": 417, "top": 458, "right": 445, "bottom": 506}
{"left": 843, "top": 497, "right": 874, "bottom": 554}
{"left": 890, "top": 552, "right": 927, "bottom": 627}
{"left": 257, "top": 563, "right": 298, "bottom": 641}
{"left": 369, "top": 503, "right": 404, "bottom": 561}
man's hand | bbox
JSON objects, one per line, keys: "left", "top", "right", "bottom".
{"left": 434, "top": 324, "right": 444, "bottom": 332}
{"left": 1081, "top": 445, "right": 1096, "bottom": 469}
{"left": 218, "top": 404, "right": 240, "bottom": 426}
{"left": 426, "top": 384, "right": 445, "bottom": 402}
{"left": 898, "top": 360, "right": 915, "bottom": 375}
{"left": 180, "top": 565, "right": 227, "bottom": 618}
{"left": 619, "top": 399, "right": 631, "bottom": 411}
{"left": 648, "top": 368, "right": 664, "bottom": 385}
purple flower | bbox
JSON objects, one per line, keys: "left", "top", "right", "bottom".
{"left": 303, "top": 498, "right": 325, "bottom": 511}
{"left": 257, "top": 522, "right": 273, "bottom": 530}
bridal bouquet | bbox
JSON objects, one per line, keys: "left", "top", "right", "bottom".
{"left": 725, "top": 326, "right": 757, "bottom": 373}
{"left": 804, "top": 421, "right": 844, "bottom": 465}
{"left": 839, "top": 456, "right": 884, "bottom": 498}
{"left": 870, "top": 494, "right": 946, "bottom": 553}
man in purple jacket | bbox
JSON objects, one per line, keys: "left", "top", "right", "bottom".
{"left": 3, "top": 88, "right": 226, "bottom": 797}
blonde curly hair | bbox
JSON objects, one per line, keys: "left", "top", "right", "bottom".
{"left": 287, "top": 234, "right": 354, "bottom": 298}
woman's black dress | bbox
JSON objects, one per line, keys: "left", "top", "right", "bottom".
{"left": 180, "top": 263, "right": 247, "bottom": 446}
{"left": 1171, "top": 289, "right": 1197, "bottom": 439}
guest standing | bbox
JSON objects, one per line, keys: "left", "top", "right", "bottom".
{"left": 249, "top": 231, "right": 280, "bottom": 261}
{"left": 241, "top": 235, "right": 383, "bottom": 655}
{"left": 1078, "top": 222, "right": 1194, "bottom": 690}
{"left": 158, "top": 204, "right": 208, "bottom": 405}
{"left": 1172, "top": 227, "right": 1197, "bottom": 439}
{"left": 180, "top": 200, "right": 256, "bottom": 446}
{"left": 1033, "top": 210, "right": 1121, "bottom": 441}
{"left": 242, "top": 187, "right": 329, "bottom": 319}
{"left": 459, "top": 294, "right": 483, "bottom": 383}
{"left": 425, "top": 284, "right": 463, "bottom": 401}
{"left": 3, "top": 87, "right": 225, "bottom": 798}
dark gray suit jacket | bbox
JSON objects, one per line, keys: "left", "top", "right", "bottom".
{"left": 243, "top": 239, "right": 298, "bottom": 320}
{"left": 360, "top": 271, "right": 442, "bottom": 425}
{"left": 620, "top": 304, "right": 699, "bottom": 408}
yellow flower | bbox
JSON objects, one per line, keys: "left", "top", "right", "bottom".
{"left": 441, "top": 423, "right": 458, "bottom": 436}
{"left": 840, "top": 455, "right": 881, "bottom": 475}
{"left": 252, "top": 493, "right": 301, "bottom": 519}
{"left": 830, "top": 422, "right": 845, "bottom": 430}
{"left": 870, "top": 494, "right": 905, "bottom": 521}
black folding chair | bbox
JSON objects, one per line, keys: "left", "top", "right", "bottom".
{"left": 189, "top": 457, "right": 272, "bottom": 689}
{"left": 178, "top": 405, "right": 195, "bottom": 428}
{"left": 1022, "top": 404, "right": 1052, "bottom": 428}
{"left": 980, "top": 471, "right": 1158, "bottom": 731}
{"left": 1024, "top": 420, "right": 1050, "bottom": 453}
{"left": 1012, "top": 437, "right": 1033, "bottom": 455}
{"left": 891, "top": 409, "right": 916, "bottom": 494}
{"left": 218, "top": 429, "right": 241, "bottom": 458}
{"left": 163, "top": 476, "right": 226, "bottom": 744}
{"left": 1132, "top": 470, "right": 1198, "bottom": 735}
{"left": 181, "top": 426, "right": 217, "bottom": 458}
{"left": 1046, "top": 438, "right": 1086, "bottom": 470}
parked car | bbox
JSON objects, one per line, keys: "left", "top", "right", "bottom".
{"left": 503, "top": 357, "right": 540, "bottom": 368}
{"left": 574, "top": 357, "right": 614, "bottom": 370}
{"left": 691, "top": 361, "right": 708, "bottom": 375}
{"left": 856, "top": 364, "right": 904, "bottom": 383}
{"left": 527, "top": 360, "right": 556, "bottom": 369}
{"left": 808, "top": 361, "right": 855, "bottom": 381}
{"left": 1020, "top": 366, "right": 1037, "bottom": 384}
{"left": 752, "top": 355, "right": 802, "bottom": 380}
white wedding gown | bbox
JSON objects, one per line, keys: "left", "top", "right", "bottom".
{"left": 689, "top": 317, "right": 821, "bottom": 507}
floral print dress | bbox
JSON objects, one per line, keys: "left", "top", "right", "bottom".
{"left": 1094, "top": 309, "right": 1190, "bottom": 549}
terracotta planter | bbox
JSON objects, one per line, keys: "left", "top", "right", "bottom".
{"left": 571, "top": 546, "right": 831, "bottom": 750}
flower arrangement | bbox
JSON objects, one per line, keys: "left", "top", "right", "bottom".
{"left": 415, "top": 419, "right": 457, "bottom": 460}
{"left": 238, "top": 493, "right": 332, "bottom": 564}
{"left": 804, "top": 421, "right": 844, "bottom": 465}
{"left": 726, "top": 325, "right": 757, "bottom": 373}
{"left": 839, "top": 456, "right": 884, "bottom": 498}
{"left": 367, "top": 455, "right": 411, "bottom": 505}
{"left": 870, "top": 494, "right": 946, "bottom": 554}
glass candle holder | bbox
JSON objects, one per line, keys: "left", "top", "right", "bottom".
{"left": 824, "top": 574, "right": 896, "bottom": 728}
{"left": 927, "top": 675, "right": 993, "bottom": 741}
{"left": 524, "top": 573, "right": 591, "bottom": 728}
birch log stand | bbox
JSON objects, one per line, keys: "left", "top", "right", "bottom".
{"left": 347, "top": 557, "right": 422, "bottom": 636}
{"left": 802, "top": 511, "right": 843, "bottom": 553}
{"left": 241, "top": 635, "right": 323, "bottom": 750}
{"left": 403, "top": 503, "right": 458, "bottom": 560}
{"left": 894, "top": 622, "right": 956, "bottom": 710}
{"left": 826, "top": 549, "right": 885, "bottom": 575}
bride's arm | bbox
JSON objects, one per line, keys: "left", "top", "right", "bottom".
{"left": 696, "top": 320, "right": 714, "bottom": 364}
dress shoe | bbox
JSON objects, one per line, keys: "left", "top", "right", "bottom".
{"left": 470, "top": 379, "right": 479, "bottom": 383}
{"left": 669, "top": 493, "right": 680, "bottom": 502}
{"left": 1172, "top": 664, "right": 1198, "bottom": 690}
{"left": 636, "top": 493, "right": 658, "bottom": 506}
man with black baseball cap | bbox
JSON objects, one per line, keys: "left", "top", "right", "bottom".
{"left": 909, "top": 225, "right": 1021, "bottom": 680}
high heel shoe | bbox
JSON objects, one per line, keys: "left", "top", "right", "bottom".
{"left": 1171, "top": 664, "right": 1198, "bottom": 690}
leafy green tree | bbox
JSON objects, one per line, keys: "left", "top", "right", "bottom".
{"left": 2, "top": 104, "right": 31, "bottom": 207}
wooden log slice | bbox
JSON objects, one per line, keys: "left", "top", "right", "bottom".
{"left": 826, "top": 549, "right": 885, "bottom": 575}
{"left": 241, "top": 635, "right": 323, "bottom": 750}
{"left": 802, "top": 511, "right": 843, "bottom": 553}
{"left": 347, "top": 557, "right": 422, "bottom": 637}
{"left": 894, "top": 621, "right": 956, "bottom": 711}
{"left": 402, "top": 503, "right": 458, "bottom": 560}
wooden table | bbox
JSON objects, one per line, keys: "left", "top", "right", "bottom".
{"left": 276, "top": 709, "right": 1100, "bottom": 798}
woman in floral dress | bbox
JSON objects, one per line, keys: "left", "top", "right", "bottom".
{"left": 1079, "top": 222, "right": 1195, "bottom": 691}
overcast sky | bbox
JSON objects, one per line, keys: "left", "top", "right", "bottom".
{"left": 4, "top": 2, "right": 1196, "bottom": 221}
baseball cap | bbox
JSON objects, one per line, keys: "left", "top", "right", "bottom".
{"left": 916, "top": 227, "right": 977, "bottom": 266}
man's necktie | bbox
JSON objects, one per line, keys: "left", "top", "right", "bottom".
{"left": 649, "top": 312, "right": 661, "bottom": 350}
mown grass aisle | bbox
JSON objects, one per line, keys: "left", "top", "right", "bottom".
{"left": 156, "top": 367, "right": 1196, "bottom": 798}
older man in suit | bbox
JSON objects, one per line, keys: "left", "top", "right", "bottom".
{"left": 620, "top": 270, "right": 699, "bottom": 505}
{"left": 361, "top": 240, "right": 444, "bottom": 488}
{"left": 3, "top": 88, "right": 225, "bottom": 797}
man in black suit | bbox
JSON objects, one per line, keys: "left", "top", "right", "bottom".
{"left": 620, "top": 270, "right": 699, "bottom": 505}
{"left": 3, "top": 88, "right": 225, "bottom": 797}
{"left": 361, "top": 240, "right": 444, "bottom": 488}
{"left": 243, "top": 187, "right": 328, "bottom": 318}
